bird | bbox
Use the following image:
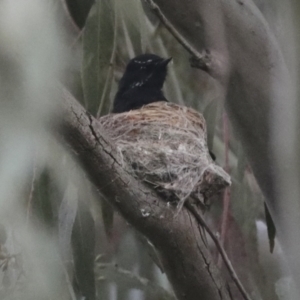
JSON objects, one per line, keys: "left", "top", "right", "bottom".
{"left": 112, "top": 53, "right": 216, "bottom": 161}
{"left": 113, "top": 54, "right": 172, "bottom": 113}
{"left": 99, "top": 53, "right": 231, "bottom": 213}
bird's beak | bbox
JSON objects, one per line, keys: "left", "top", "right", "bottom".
{"left": 160, "top": 57, "right": 172, "bottom": 67}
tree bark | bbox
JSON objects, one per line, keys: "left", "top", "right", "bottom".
{"left": 56, "top": 89, "right": 231, "bottom": 300}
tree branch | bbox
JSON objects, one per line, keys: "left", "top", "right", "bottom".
{"left": 144, "top": 0, "right": 212, "bottom": 73}
{"left": 57, "top": 88, "right": 232, "bottom": 300}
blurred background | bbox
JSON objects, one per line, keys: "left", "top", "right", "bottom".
{"left": 0, "top": 0, "right": 299, "bottom": 299}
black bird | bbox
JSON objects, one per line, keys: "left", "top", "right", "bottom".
{"left": 113, "top": 53, "right": 216, "bottom": 161}
{"left": 113, "top": 54, "right": 172, "bottom": 113}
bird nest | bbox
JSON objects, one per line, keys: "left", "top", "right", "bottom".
{"left": 99, "top": 102, "right": 231, "bottom": 210}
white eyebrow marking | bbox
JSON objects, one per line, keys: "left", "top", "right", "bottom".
{"left": 133, "top": 58, "right": 156, "bottom": 65}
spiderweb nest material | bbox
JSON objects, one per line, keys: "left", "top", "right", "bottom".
{"left": 99, "top": 102, "right": 231, "bottom": 210}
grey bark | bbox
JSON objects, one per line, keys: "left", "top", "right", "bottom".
{"left": 56, "top": 89, "right": 232, "bottom": 300}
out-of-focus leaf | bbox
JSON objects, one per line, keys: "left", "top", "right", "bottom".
{"left": 65, "top": 0, "right": 94, "bottom": 29}
{"left": 58, "top": 181, "right": 78, "bottom": 262}
{"left": 95, "top": 263, "right": 176, "bottom": 300}
{"left": 264, "top": 203, "right": 276, "bottom": 253}
{"left": 235, "top": 142, "right": 247, "bottom": 181}
{"left": 83, "top": 0, "right": 118, "bottom": 239}
{"left": 119, "top": 0, "right": 145, "bottom": 56}
{"left": 101, "top": 196, "right": 114, "bottom": 238}
{"left": 72, "top": 196, "right": 96, "bottom": 300}
{"left": 0, "top": 223, "right": 7, "bottom": 246}
{"left": 32, "top": 169, "right": 57, "bottom": 228}
{"left": 135, "top": 232, "right": 164, "bottom": 273}
{"left": 120, "top": 13, "right": 136, "bottom": 58}
{"left": 275, "top": 277, "right": 297, "bottom": 300}
{"left": 82, "top": 0, "right": 116, "bottom": 116}
{"left": 203, "top": 99, "right": 220, "bottom": 151}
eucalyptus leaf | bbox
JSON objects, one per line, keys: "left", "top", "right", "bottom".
{"left": 203, "top": 99, "right": 220, "bottom": 151}
{"left": 118, "top": 0, "right": 145, "bottom": 56}
{"left": 65, "top": 0, "right": 94, "bottom": 29}
{"left": 82, "top": 0, "right": 116, "bottom": 116}
{"left": 33, "top": 169, "right": 58, "bottom": 228}
{"left": 82, "top": 0, "right": 118, "bottom": 240}
{"left": 72, "top": 199, "right": 96, "bottom": 300}
{"left": 58, "top": 181, "right": 78, "bottom": 262}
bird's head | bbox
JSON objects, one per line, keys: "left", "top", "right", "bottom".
{"left": 118, "top": 54, "right": 172, "bottom": 94}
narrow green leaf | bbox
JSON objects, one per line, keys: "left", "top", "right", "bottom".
{"left": 72, "top": 199, "right": 96, "bottom": 300}
{"left": 203, "top": 99, "right": 220, "bottom": 150}
{"left": 119, "top": 0, "right": 145, "bottom": 56}
{"left": 82, "top": 0, "right": 117, "bottom": 237}
{"left": 82, "top": 0, "right": 116, "bottom": 116}
{"left": 33, "top": 168, "right": 58, "bottom": 228}
{"left": 264, "top": 203, "right": 276, "bottom": 253}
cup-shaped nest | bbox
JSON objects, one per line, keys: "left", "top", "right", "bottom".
{"left": 99, "top": 102, "right": 231, "bottom": 210}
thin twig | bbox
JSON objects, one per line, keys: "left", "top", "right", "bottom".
{"left": 144, "top": 0, "right": 199, "bottom": 58}
{"left": 144, "top": 0, "right": 210, "bottom": 70}
{"left": 185, "top": 201, "right": 252, "bottom": 300}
